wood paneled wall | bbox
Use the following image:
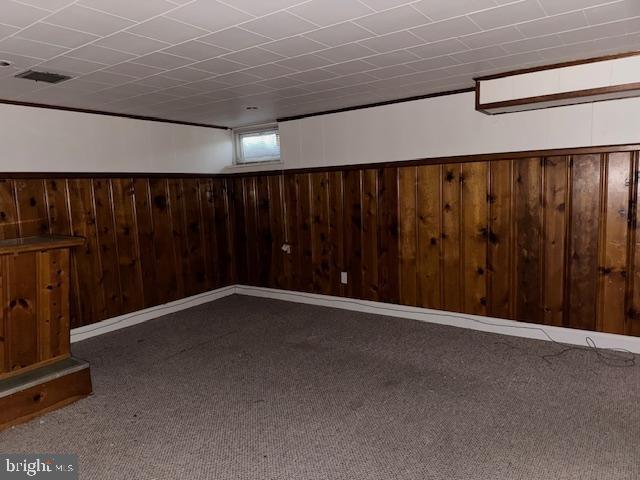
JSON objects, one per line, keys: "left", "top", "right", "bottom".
{"left": 2, "top": 146, "right": 640, "bottom": 338}
{"left": 0, "top": 178, "right": 234, "bottom": 329}
{"left": 231, "top": 150, "right": 640, "bottom": 337}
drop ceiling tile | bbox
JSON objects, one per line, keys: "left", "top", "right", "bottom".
{"left": 185, "top": 77, "right": 231, "bottom": 90}
{"left": 262, "top": 36, "right": 327, "bottom": 57}
{"left": 127, "top": 16, "right": 208, "bottom": 44}
{"left": 242, "top": 12, "right": 317, "bottom": 40}
{"left": 407, "top": 38, "right": 468, "bottom": 58}
{"left": 67, "top": 44, "right": 135, "bottom": 64}
{"left": 490, "top": 50, "right": 543, "bottom": 68}
{"left": 468, "top": 0, "right": 545, "bottom": 30}
{"left": 46, "top": 78, "right": 107, "bottom": 93}
{"left": 518, "top": 11, "right": 588, "bottom": 38}
{"left": 39, "top": 55, "right": 107, "bottom": 74}
{"left": 0, "top": 37, "right": 68, "bottom": 59}
{"left": 502, "top": 33, "right": 562, "bottom": 54}
{"left": 287, "top": 68, "right": 336, "bottom": 82}
{"left": 242, "top": 63, "right": 296, "bottom": 79}
{"left": 355, "top": 6, "right": 431, "bottom": 35}
{"left": 222, "top": 47, "right": 284, "bottom": 67}
{"left": 451, "top": 45, "right": 506, "bottom": 63}
{"left": 537, "top": 0, "right": 612, "bottom": 16}
{"left": 460, "top": 26, "right": 523, "bottom": 49}
{"left": 226, "top": 83, "right": 275, "bottom": 96}
{"left": 167, "top": 1, "right": 252, "bottom": 32}
{"left": 585, "top": 0, "right": 640, "bottom": 25}
{"left": 330, "top": 71, "right": 377, "bottom": 86}
{"left": 79, "top": 70, "right": 137, "bottom": 84}
{"left": 358, "top": 30, "right": 424, "bottom": 53}
{"left": 560, "top": 20, "right": 631, "bottom": 44}
{"left": 405, "top": 54, "right": 459, "bottom": 70}
{"left": 46, "top": 5, "right": 134, "bottom": 36}
{"left": 368, "top": 64, "right": 415, "bottom": 79}
{"left": 411, "top": 16, "right": 480, "bottom": 42}
{"left": 208, "top": 71, "right": 260, "bottom": 85}
{"left": 274, "top": 86, "right": 313, "bottom": 97}
{"left": 94, "top": 32, "right": 170, "bottom": 55}
{"left": 132, "top": 75, "right": 185, "bottom": 88}
{"left": 304, "top": 22, "right": 374, "bottom": 47}
{"left": 358, "top": 0, "right": 411, "bottom": 11}
{"left": 105, "top": 61, "right": 165, "bottom": 77}
{"left": 290, "top": 0, "right": 374, "bottom": 27}
{"left": 413, "top": 0, "right": 497, "bottom": 21}
{"left": 317, "top": 43, "right": 376, "bottom": 62}
{"left": 77, "top": 0, "right": 176, "bottom": 21}
{"left": 17, "top": 23, "right": 98, "bottom": 49}
{"left": 199, "top": 27, "right": 271, "bottom": 50}
{"left": 324, "top": 59, "right": 376, "bottom": 75}
{"left": 162, "top": 41, "right": 228, "bottom": 61}
{"left": 161, "top": 66, "right": 213, "bottom": 81}
{"left": 257, "top": 76, "right": 304, "bottom": 89}
{"left": 159, "top": 85, "right": 203, "bottom": 96}
{"left": 364, "top": 50, "right": 421, "bottom": 67}
{"left": 221, "top": 0, "right": 305, "bottom": 16}
{"left": 276, "top": 53, "right": 333, "bottom": 70}
{"left": 17, "top": 0, "right": 76, "bottom": 10}
{"left": 1, "top": 0, "right": 51, "bottom": 28}
{"left": 0, "top": 23, "right": 19, "bottom": 39}
{"left": 135, "top": 52, "right": 193, "bottom": 69}
{"left": 191, "top": 57, "right": 246, "bottom": 74}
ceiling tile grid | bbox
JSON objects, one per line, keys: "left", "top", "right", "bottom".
{"left": 0, "top": 0, "right": 637, "bottom": 126}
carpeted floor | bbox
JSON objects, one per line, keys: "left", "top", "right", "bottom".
{"left": 1, "top": 295, "right": 639, "bottom": 479}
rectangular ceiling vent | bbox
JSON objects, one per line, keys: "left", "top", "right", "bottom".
{"left": 15, "top": 70, "right": 72, "bottom": 84}
{"left": 475, "top": 52, "right": 640, "bottom": 114}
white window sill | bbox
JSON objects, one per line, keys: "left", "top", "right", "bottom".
{"left": 223, "top": 161, "right": 284, "bottom": 174}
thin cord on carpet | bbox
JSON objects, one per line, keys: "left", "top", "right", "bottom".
{"left": 276, "top": 292, "right": 637, "bottom": 368}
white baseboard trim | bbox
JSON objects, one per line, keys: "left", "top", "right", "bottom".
{"left": 235, "top": 285, "right": 640, "bottom": 354}
{"left": 71, "top": 283, "right": 640, "bottom": 354}
{"left": 70, "top": 285, "right": 236, "bottom": 343}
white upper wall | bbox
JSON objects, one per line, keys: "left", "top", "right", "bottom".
{"left": 0, "top": 103, "right": 233, "bottom": 173}
{"left": 279, "top": 91, "right": 640, "bottom": 170}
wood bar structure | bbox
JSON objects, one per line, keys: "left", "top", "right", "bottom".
{"left": 0, "top": 235, "right": 92, "bottom": 429}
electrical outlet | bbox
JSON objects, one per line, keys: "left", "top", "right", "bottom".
{"left": 340, "top": 271, "right": 348, "bottom": 284}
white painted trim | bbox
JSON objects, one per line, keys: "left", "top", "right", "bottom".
{"left": 70, "top": 285, "right": 236, "bottom": 343}
{"left": 235, "top": 285, "right": 640, "bottom": 354}
{"left": 70, "top": 284, "right": 640, "bottom": 354}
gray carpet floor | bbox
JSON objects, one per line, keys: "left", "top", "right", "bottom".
{"left": 1, "top": 295, "right": 639, "bottom": 479}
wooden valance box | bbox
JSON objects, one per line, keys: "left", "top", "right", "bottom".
{"left": 0, "top": 235, "right": 92, "bottom": 429}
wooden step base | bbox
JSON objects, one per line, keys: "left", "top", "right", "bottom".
{"left": 0, "top": 357, "right": 92, "bottom": 430}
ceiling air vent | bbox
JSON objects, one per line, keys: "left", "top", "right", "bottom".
{"left": 15, "top": 70, "right": 72, "bottom": 84}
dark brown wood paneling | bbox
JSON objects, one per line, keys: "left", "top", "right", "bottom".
{"left": 567, "top": 154, "right": 602, "bottom": 331}
{"left": 362, "top": 169, "right": 379, "bottom": 301}
{"left": 328, "top": 171, "right": 345, "bottom": 297}
{"left": 14, "top": 180, "right": 48, "bottom": 237}
{"left": 597, "top": 152, "right": 631, "bottom": 334}
{"left": 416, "top": 165, "right": 442, "bottom": 310}
{"left": 514, "top": 158, "right": 543, "bottom": 324}
{"left": 132, "top": 179, "right": 158, "bottom": 308}
{"left": 92, "top": 179, "right": 122, "bottom": 318}
{"left": 461, "top": 162, "right": 488, "bottom": 315}
{"left": 442, "top": 164, "right": 462, "bottom": 312}
{"left": 343, "top": 170, "right": 363, "bottom": 299}
{"left": 311, "top": 172, "right": 331, "bottom": 295}
{"left": 487, "top": 160, "right": 512, "bottom": 319}
{"left": 398, "top": 167, "right": 417, "bottom": 306}
{"left": 542, "top": 157, "right": 568, "bottom": 327}
{"left": 377, "top": 167, "right": 399, "bottom": 304}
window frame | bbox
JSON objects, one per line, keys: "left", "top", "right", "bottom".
{"left": 233, "top": 124, "right": 281, "bottom": 165}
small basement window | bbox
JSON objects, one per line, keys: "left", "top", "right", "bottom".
{"left": 234, "top": 125, "right": 280, "bottom": 164}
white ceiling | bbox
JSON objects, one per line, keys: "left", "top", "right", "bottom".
{"left": 0, "top": 0, "right": 639, "bottom": 128}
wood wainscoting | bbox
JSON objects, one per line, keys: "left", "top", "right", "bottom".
{"left": 2, "top": 145, "right": 640, "bottom": 338}
{"left": 230, "top": 149, "right": 640, "bottom": 337}
{"left": 0, "top": 178, "right": 235, "bottom": 329}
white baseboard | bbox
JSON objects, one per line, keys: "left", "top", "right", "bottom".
{"left": 70, "top": 285, "right": 236, "bottom": 343}
{"left": 235, "top": 285, "right": 640, "bottom": 354}
{"left": 71, "top": 283, "right": 640, "bottom": 354}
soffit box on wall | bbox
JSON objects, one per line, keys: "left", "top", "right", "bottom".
{"left": 475, "top": 51, "right": 640, "bottom": 114}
